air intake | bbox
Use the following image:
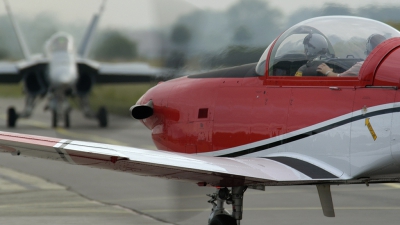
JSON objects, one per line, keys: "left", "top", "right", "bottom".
{"left": 130, "top": 100, "right": 153, "bottom": 120}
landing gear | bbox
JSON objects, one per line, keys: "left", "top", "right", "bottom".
{"left": 210, "top": 214, "right": 237, "bottom": 225}
{"left": 97, "top": 106, "right": 108, "bottom": 128}
{"left": 51, "top": 110, "right": 71, "bottom": 128}
{"left": 64, "top": 111, "right": 70, "bottom": 128}
{"left": 7, "top": 107, "right": 18, "bottom": 128}
{"left": 208, "top": 186, "right": 247, "bottom": 225}
{"left": 80, "top": 96, "right": 108, "bottom": 128}
{"left": 52, "top": 110, "right": 57, "bottom": 128}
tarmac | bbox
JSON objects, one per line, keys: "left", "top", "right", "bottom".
{"left": 0, "top": 166, "right": 172, "bottom": 225}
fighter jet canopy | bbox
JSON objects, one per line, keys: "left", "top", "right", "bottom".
{"left": 45, "top": 32, "right": 74, "bottom": 55}
{"left": 256, "top": 16, "right": 400, "bottom": 76}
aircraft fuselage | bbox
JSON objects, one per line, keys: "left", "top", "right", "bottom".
{"left": 138, "top": 37, "right": 400, "bottom": 181}
{"left": 48, "top": 51, "right": 78, "bottom": 92}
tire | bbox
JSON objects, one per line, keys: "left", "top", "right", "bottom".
{"left": 64, "top": 111, "right": 70, "bottom": 128}
{"left": 52, "top": 110, "right": 58, "bottom": 128}
{"left": 97, "top": 106, "right": 108, "bottom": 128}
{"left": 7, "top": 107, "right": 18, "bottom": 128}
{"left": 209, "top": 214, "right": 237, "bottom": 225}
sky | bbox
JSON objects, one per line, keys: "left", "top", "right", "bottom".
{"left": 185, "top": 0, "right": 400, "bottom": 13}
{"left": 1, "top": 0, "right": 400, "bottom": 30}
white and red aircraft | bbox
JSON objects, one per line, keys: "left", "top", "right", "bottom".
{"left": 1, "top": 16, "right": 400, "bottom": 225}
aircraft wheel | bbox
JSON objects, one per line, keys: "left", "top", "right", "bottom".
{"left": 64, "top": 111, "right": 70, "bottom": 128}
{"left": 97, "top": 106, "right": 108, "bottom": 128}
{"left": 52, "top": 110, "right": 58, "bottom": 128}
{"left": 209, "top": 214, "right": 237, "bottom": 225}
{"left": 7, "top": 107, "right": 18, "bottom": 128}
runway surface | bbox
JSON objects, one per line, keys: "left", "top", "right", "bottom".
{"left": 0, "top": 97, "right": 400, "bottom": 225}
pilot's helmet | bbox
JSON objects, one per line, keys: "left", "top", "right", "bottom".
{"left": 365, "top": 34, "right": 386, "bottom": 55}
{"left": 303, "top": 33, "right": 328, "bottom": 58}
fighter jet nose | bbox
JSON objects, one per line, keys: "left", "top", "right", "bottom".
{"left": 130, "top": 100, "right": 153, "bottom": 120}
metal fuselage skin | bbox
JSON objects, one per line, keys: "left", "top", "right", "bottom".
{"left": 41, "top": 32, "right": 79, "bottom": 116}
{"left": 138, "top": 38, "right": 400, "bottom": 181}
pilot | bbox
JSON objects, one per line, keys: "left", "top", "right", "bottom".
{"left": 317, "top": 34, "right": 387, "bottom": 77}
{"left": 295, "top": 33, "right": 330, "bottom": 77}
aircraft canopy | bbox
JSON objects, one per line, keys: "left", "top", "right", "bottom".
{"left": 45, "top": 32, "right": 74, "bottom": 55}
{"left": 256, "top": 16, "right": 400, "bottom": 76}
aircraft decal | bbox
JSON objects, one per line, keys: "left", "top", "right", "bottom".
{"left": 265, "top": 157, "right": 338, "bottom": 179}
{"left": 365, "top": 118, "right": 378, "bottom": 141}
{"left": 210, "top": 103, "right": 398, "bottom": 157}
{"left": 294, "top": 71, "right": 303, "bottom": 77}
{"left": 53, "top": 139, "right": 75, "bottom": 164}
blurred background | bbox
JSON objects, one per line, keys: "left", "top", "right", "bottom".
{"left": 1, "top": 0, "right": 400, "bottom": 115}
{"left": 1, "top": 1, "right": 400, "bottom": 225}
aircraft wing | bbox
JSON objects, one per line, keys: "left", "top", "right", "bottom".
{"left": 0, "top": 131, "right": 345, "bottom": 187}
{"left": 97, "top": 62, "right": 164, "bottom": 83}
{"left": 77, "top": 59, "right": 169, "bottom": 84}
{"left": 0, "top": 58, "right": 49, "bottom": 83}
{"left": 0, "top": 62, "right": 21, "bottom": 83}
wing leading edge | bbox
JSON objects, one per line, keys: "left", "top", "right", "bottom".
{"left": 0, "top": 131, "right": 344, "bottom": 187}
{"left": 77, "top": 59, "right": 167, "bottom": 84}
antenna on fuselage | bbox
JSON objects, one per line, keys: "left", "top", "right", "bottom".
{"left": 78, "top": 0, "right": 106, "bottom": 59}
{"left": 3, "top": 0, "right": 31, "bottom": 60}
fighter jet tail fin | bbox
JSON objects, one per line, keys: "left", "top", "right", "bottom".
{"left": 78, "top": 0, "right": 106, "bottom": 58}
{"left": 3, "top": 0, "right": 31, "bottom": 60}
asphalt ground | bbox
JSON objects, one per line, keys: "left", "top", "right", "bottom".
{"left": 0, "top": 97, "right": 400, "bottom": 225}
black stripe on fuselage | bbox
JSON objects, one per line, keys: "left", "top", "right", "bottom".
{"left": 218, "top": 106, "right": 400, "bottom": 157}
{"left": 264, "top": 157, "right": 338, "bottom": 179}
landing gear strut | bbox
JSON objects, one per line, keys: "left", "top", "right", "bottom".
{"left": 97, "top": 106, "right": 108, "bottom": 128}
{"left": 80, "top": 95, "right": 108, "bottom": 128}
{"left": 7, "top": 107, "right": 18, "bottom": 128}
{"left": 64, "top": 110, "right": 70, "bottom": 128}
{"left": 52, "top": 110, "right": 57, "bottom": 128}
{"left": 6, "top": 95, "right": 38, "bottom": 128}
{"left": 208, "top": 186, "right": 247, "bottom": 225}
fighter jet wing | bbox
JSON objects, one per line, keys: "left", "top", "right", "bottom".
{"left": 96, "top": 62, "right": 165, "bottom": 83}
{"left": 77, "top": 58, "right": 171, "bottom": 84}
{"left": 0, "top": 58, "right": 49, "bottom": 83}
{"left": 0, "top": 131, "right": 345, "bottom": 187}
{"left": 0, "top": 62, "right": 21, "bottom": 83}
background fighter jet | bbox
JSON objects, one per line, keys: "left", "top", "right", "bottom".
{"left": 0, "top": 0, "right": 162, "bottom": 128}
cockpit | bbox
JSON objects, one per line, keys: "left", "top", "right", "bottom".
{"left": 255, "top": 16, "right": 400, "bottom": 77}
{"left": 45, "top": 32, "right": 74, "bottom": 55}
